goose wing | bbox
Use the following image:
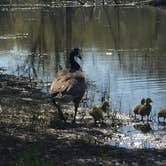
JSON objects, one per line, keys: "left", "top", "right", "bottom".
{"left": 49, "top": 71, "right": 85, "bottom": 102}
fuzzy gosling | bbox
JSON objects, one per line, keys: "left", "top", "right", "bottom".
{"left": 132, "top": 98, "right": 146, "bottom": 119}
{"left": 89, "top": 100, "right": 109, "bottom": 125}
{"left": 138, "top": 98, "right": 152, "bottom": 121}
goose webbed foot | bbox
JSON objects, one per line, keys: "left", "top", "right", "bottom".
{"left": 72, "top": 119, "right": 77, "bottom": 124}
{"left": 59, "top": 114, "right": 67, "bottom": 123}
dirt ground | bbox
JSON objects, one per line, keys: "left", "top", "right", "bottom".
{"left": 0, "top": 101, "right": 165, "bottom": 166}
{"left": 0, "top": 74, "right": 166, "bottom": 166}
{"left": 0, "top": 124, "right": 166, "bottom": 166}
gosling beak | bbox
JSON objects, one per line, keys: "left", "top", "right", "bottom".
{"left": 149, "top": 99, "right": 153, "bottom": 103}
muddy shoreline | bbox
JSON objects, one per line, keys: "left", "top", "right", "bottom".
{"left": 0, "top": 74, "right": 166, "bottom": 165}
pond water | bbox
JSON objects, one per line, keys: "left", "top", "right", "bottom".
{"left": 0, "top": 6, "right": 166, "bottom": 148}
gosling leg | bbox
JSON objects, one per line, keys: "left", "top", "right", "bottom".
{"left": 147, "top": 115, "right": 149, "bottom": 121}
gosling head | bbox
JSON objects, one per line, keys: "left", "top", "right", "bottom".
{"left": 101, "top": 100, "right": 109, "bottom": 112}
{"left": 140, "top": 98, "right": 146, "bottom": 105}
{"left": 146, "top": 98, "right": 153, "bottom": 104}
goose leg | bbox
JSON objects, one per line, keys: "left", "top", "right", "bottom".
{"left": 51, "top": 98, "right": 66, "bottom": 122}
{"left": 73, "top": 103, "right": 79, "bottom": 123}
{"left": 54, "top": 103, "right": 66, "bottom": 122}
{"left": 94, "top": 118, "right": 97, "bottom": 125}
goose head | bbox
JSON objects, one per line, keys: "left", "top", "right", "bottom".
{"left": 69, "top": 48, "right": 82, "bottom": 71}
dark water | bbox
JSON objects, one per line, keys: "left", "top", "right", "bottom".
{"left": 0, "top": 5, "right": 166, "bottom": 149}
{"left": 1, "top": 6, "right": 166, "bottom": 113}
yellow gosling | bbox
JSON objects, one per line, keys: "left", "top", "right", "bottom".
{"left": 132, "top": 98, "right": 145, "bottom": 119}
{"left": 89, "top": 100, "right": 109, "bottom": 124}
{"left": 138, "top": 98, "right": 152, "bottom": 121}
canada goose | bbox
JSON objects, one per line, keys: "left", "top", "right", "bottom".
{"left": 89, "top": 100, "right": 109, "bottom": 124}
{"left": 138, "top": 98, "right": 152, "bottom": 121}
{"left": 132, "top": 98, "right": 145, "bottom": 119}
{"left": 49, "top": 48, "right": 85, "bottom": 123}
{"left": 157, "top": 108, "right": 166, "bottom": 123}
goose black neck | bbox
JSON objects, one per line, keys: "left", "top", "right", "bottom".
{"left": 69, "top": 52, "right": 81, "bottom": 71}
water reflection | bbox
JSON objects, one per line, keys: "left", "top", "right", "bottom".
{"left": 0, "top": 6, "right": 166, "bottom": 113}
{"left": 109, "top": 121, "right": 166, "bottom": 149}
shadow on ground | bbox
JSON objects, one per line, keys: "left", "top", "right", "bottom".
{"left": 0, "top": 131, "right": 166, "bottom": 166}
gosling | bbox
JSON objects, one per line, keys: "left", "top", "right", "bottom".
{"left": 132, "top": 98, "right": 146, "bottom": 119}
{"left": 89, "top": 100, "right": 109, "bottom": 125}
{"left": 157, "top": 108, "right": 166, "bottom": 123}
{"left": 138, "top": 98, "right": 153, "bottom": 121}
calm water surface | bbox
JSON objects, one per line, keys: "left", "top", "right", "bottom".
{"left": 0, "top": 6, "right": 166, "bottom": 115}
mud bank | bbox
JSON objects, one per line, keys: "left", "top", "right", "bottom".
{"left": 0, "top": 74, "right": 166, "bottom": 165}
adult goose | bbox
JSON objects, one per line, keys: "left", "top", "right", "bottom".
{"left": 49, "top": 48, "right": 85, "bottom": 123}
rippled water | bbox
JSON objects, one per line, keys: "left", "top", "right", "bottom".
{"left": 0, "top": 5, "right": 166, "bottom": 148}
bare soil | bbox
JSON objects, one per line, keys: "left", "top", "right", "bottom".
{"left": 0, "top": 74, "right": 166, "bottom": 166}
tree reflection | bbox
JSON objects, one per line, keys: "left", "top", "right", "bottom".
{"left": 66, "top": 6, "right": 72, "bottom": 67}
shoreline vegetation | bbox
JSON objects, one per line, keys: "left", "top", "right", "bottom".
{"left": 0, "top": 0, "right": 166, "bottom": 8}
{"left": 0, "top": 73, "right": 166, "bottom": 165}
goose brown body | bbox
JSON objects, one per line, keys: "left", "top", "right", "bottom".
{"left": 49, "top": 48, "right": 85, "bottom": 123}
{"left": 49, "top": 71, "right": 85, "bottom": 103}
